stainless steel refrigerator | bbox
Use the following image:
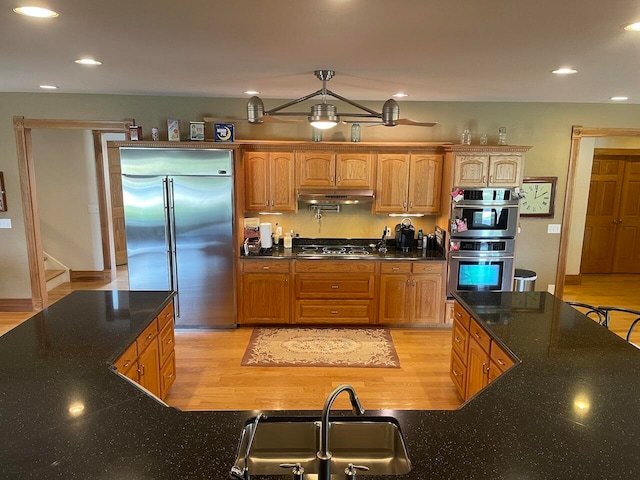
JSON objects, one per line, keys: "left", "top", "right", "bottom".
{"left": 120, "top": 147, "right": 236, "bottom": 328}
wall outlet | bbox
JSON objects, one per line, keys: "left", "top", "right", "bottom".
{"left": 87, "top": 204, "right": 99, "bottom": 214}
{"left": 547, "top": 224, "right": 561, "bottom": 234}
{"left": 0, "top": 218, "right": 12, "bottom": 228}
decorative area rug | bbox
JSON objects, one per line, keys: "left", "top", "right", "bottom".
{"left": 241, "top": 328, "right": 400, "bottom": 368}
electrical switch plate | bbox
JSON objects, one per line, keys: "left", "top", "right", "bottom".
{"left": 547, "top": 224, "right": 561, "bottom": 234}
{"left": 0, "top": 218, "right": 12, "bottom": 228}
{"left": 87, "top": 204, "right": 99, "bottom": 214}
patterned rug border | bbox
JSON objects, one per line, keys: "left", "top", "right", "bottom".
{"left": 241, "top": 327, "right": 401, "bottom": 368}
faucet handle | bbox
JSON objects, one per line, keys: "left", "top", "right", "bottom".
{"left": 280, "top": 462, "right": 305, "bottom": 480}
{"left": 344, "top": 463, "right": 370, "bottom": 480}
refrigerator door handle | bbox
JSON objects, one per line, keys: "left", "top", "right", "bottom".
{"left": 167, "top": 178, "right": 180, "bottom": 318}
{"left": 162, "top": 178, "right": 173, "bottom": 291}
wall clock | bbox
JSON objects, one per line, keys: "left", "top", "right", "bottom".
{"left": 521, "top": 177, "right": 557, "bottom": 217}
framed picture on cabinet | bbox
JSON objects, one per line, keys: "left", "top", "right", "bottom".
{"left": 0, "top": 172, "right": 6, "bottom": 212}
{"left": 520, "top": 177, "right": 557, "bottom": 217}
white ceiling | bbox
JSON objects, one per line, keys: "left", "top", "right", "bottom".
{"left": 3, "top": 0, "right": 640, "bottom": 104}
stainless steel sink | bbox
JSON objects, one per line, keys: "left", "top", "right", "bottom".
{"left": 231, "top": 416, "right": 411, "bottom": 477}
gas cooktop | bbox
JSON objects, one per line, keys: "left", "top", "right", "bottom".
{"left": 295, "top": 245, "right": 374, "bottom": 258}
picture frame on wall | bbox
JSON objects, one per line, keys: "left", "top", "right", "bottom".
{"left": 520, "top": 176, "right": 557, "bottom": 217}
{"left": 0, "top": 172, "right": 7, "bottom": 212}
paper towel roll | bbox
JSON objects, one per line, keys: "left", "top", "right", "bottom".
{"left": 259, "top": 222, "right": 272, "bottom": 248}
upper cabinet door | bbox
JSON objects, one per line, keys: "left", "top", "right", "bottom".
{"left": 375, "top": 154, "right": 410, "bottom": 213}
{"left": 453, "top": 155, "right": 489, "bottom": 187}
{"left": 335, "top": 153, "right": 374, "bottom": 189}
{"left": 408, "top": 154, "right": 443, "bottom": 213}
{"left": 270, "top": 152, "right": 296, "bottom": 212}
{"left": 488, "top": 155, "right": 523, "bottom": 187}
{"left": 297, "top": 152, "right": 335, "bottom": 187}
{"left": 244, "top": 152, "right": 270, "bottom": 211}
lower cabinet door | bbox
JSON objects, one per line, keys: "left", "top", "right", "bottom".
{"left": 241, "top": 273, "right": 290, "bottom": 323}
{"left": 411, "top": 274, "right": 443, "bottom": 324}
{"left": 138, "top": 337, "right": 161, "bottom": 398}
{"left": 160, "top": 350, "right": 176, "bottom": 400}
{"left": 378, "top": 274, "right": 411, "bottom": 324}
{"left": 466, "top": 337, "right": 489, "bottom": 400}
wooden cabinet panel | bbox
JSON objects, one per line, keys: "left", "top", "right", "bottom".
{"left": 454, "top": 155, "right": 489, "bottom": 187}
{"left": 375, "top": 154, "right": 410, "bottom": 212}
{"left": 136, "top": 318, "right": 158, "bottom": 354}
{"left": 296, "top": 300, "right": 373, "bottom": 324}
{"left": 138, "top": 337, "right": 161, "bottom": 398}
{"left": 411, "top": 275, "right": 442, "bottom": 324}
{"left": 488, "top": 155, "right": 522, "bottom": 187}
{"left": 408, "top": 154, "right": 442, "bottom": 213}
{"left": 297, "top": 152, "right": 335, "bottom": 187}
{"left": 466, "top": 336, "right": 489, "bottom": 399}
{"left": 241, "top": 273, "right": 290, "bottom": 324}
{"left": 451, "top": 317, "right": 469, "bottom": 361}
{"left": 244, "top": 151, "right": 295, "bottom": 212}
{"left": 450, "top": 350, "right": 467, "bottom": 400}
{"left": 335, "top": 153, "right": 374, "bottom": 188}
{"left": 159, "top": 319, "right": 175, "bottom": 365}
{"left": 296, "top": 275, "right": 374, "bottom": 298}
{"left": 469, "top": 318, "right": 491, "bottom": 353}
{"left": 378, "top": 274, "right": 411, "bottom": 324}
{"left": 160, "top": 350, "right": 176, "bottom": 400}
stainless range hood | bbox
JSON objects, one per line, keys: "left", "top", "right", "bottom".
{"left": 298, "top": 189, "right": 375, "bottom": 205}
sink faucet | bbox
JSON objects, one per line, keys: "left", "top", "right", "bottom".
{"left": 317, "top": 384, "right": 365, "bottom": 480}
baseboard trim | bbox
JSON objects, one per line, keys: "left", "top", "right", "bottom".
{"left": 0, "top": 298, "right": 34, "bottom": 312}
{"left": 564, "top": 274, "right": 582, "bottom": 285}
{"left": 70, "top": 270, "right": 111, "bottom": 282}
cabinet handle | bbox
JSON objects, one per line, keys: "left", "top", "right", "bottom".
{"left": 271, "top": 200, "right": 274, "bottom": 206}
{"left": 331, "top": 285, "right": 339, "bottom": 289}
{"left": 168, "top": 372, "right": 174, "bottom": 378}
{"left": 482, "top": 363, "right": 489, "bottom": 374}
{"left": 146, "top": 333, "right": 154, "bottom": 340}
{"left": 455, "top": 311, "right": 462, "bottom": 319}
{"left": 454, "top": 336, "right": 461, "bottom": 344}
{"left": 166, "top": 339, "right": 173, "bottom": 345}
{"left": 330, "top": 176, "right": 335, "bottom": 183}
{"left": 392, "top": 267, "right": 400, "bottom": 271}
{"left": 140, "top": 364, "right": 145, "bottom": 376}
{"left": 406, "top": 279, "right": 411, "bottom": 285}
{"left": 613, "top": 219, "right": 618, "bottom": 224}
{"left": 619, "top": 219, "right": 623, "bottom": 223}
{"left": 403, "top": 201, "right": 407, "bottom": 208}
{"left": 497, "top": 358, "right": 506, "bottom": 366}
{"left": 285, "top": 277, "right": 288, "bottom": 284}
{"left": 452, "top": 369, "right": 460, "bottom": 377}
{"left": 265, "top": 200, "right": 269, "bottom": 206}
{"left": 490, "top": 175, "right": 494, "bottom": 183}
{"left": 482, "top": 175, "right": 486, "bottom": 184}
{"left": 410, "top": 201, "right": 413, "bottom": 208}
{"left": 474, "top": 332, "right": 482, "bottom": 339}
{"left": 123, "top": 360, "right": 131, "bottom": 368}
{"left": 337, "top": 175, "right": 341, "bottom": 183}
{"left": 412, "top": 280, "right": 416, "bottom": 286}
{"left": 330, "top": 310, "right": 339, "bottom": 314}
{"left": 262, "top": 266, "right": 270, "bottom": 270}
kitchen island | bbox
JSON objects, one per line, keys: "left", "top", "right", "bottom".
{"left": 1, "top": 290, "right": 638, "bottom": 479}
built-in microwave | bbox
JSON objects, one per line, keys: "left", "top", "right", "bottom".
{"left": 450, "top": 204, "right": 519, "bottom": 239}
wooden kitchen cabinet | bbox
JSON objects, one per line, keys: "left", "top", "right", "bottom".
{"left": 378, "top": 262, "right": 444, "bottom": 325}
{"left": 375, "top": 153, "right": 442, "bottom": 214}
{"left": 294, "top": 260, "right": 375, "bottom": 324}
{"left": 244, "top": 151, "right": 296, "bottom": 212}
{"left": 296, "top": 151, "right": 374, "bottom": 189}
{"left": 114, "top": 300, "right": 176, "bottom": 400}
{"left": 240, "top": 260, "right": 290, "bottom": 324}
{"left": 449, "top": 301, "right": 515, "bottom": 401}
{"left": 452, "top": 153, "right": 524, "bottom": 188}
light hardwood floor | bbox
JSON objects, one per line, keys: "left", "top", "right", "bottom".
{"left": 2, "top": 272, "right": 638, "bottom": 412}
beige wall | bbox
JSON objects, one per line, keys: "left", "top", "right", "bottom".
{"left": 3, "top": 92, "right": 640, "bottom": 300}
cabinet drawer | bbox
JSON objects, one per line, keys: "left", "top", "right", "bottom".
{"left": 114, "top": 342, "right": 138, "bottom": 372}
{"left": 136, "top": 318, "right": 158, "bottom": 353}
{"left": 380, "top": 262, "right": 412, "bottom": 274}
{"left": 451, "top": 318, "right": 469, "bottom": 361}
{"left": 295, "top": 260, "right": 375, "bottom": 273}
{"left": 453, "top": 302, "right": 471, "bottom": 330}
{"left": 412, "top": 262, "right": 444, "bottom": 274}
{"left": 490, "top": 340, "right": 515, "bottom": 372}
{"left": 122, "top": 361, "right": 139, "bottom": 382}
{"left": 296, "top": 275, "right": 374, "bottom": 298}
{"left": 450, "top": 350, "right": 467, "bottom": 400}
{"left": 159, "top": 319, "right": 175, "bottom": 364}
{"left": 296, "top": 300, "right": 373, "bottom": 324}
{"left": 469, "top": 318, "right": 491, "bottom": 353}
{"left": 242, "top": 260, "right": 290, "bottom": 273}
{"left": 160, "top": 350, "right": 176, "bottom": 400}
{"left": 157, "top": 301, "right": 174, "bottom": 330}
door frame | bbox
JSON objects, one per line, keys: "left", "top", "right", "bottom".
{"left": 13, "top": 117, "right": 131, "bottom": 310}
{"left": 556, "top": 126, "right": 640, "bottom": 298}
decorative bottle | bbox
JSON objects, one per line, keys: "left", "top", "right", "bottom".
{"left": 498, "top": 127, "right": 507, "bottom": 145}
{"left": 351, "top": 123, "right": 361, "bottom": 142}
{"left": 461, "top": 129, "right": 471, "bottom": 145}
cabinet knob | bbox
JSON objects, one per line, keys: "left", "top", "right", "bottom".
{"left": 265, "top": 200, "right": 269, "bottom": 206}
{"left": 410, "top": 202, "right": 414, "bottom": 208}
{"left": 336, "top": 175, "right": 341, "bottom": 183}
{"left": 271, "top": 200, "right": 274, "bottom": 206}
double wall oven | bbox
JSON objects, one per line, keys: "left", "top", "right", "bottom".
{"left": 447, "top": 188, "right": 519, "bottom": 296}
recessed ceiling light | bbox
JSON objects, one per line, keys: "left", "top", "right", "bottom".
{"left": 39, "top": 85, "right": 58, "bottom": 90}
{"left": 610, "top": 96, "right": 629, "bottom": 101}
{"left": 552, "top": 67, "right": 578, "bottom": 75}
{"left": 75, "top": 58, "right": 102, "bottom": 66}
{"left": 244, "top": 90, "right": 260, "bottom": 95}
{"left": 13, "top": 6, "right": 59, "bottom": 18}
{"left": 623, "top": 22, "right": 640, "bottom": 31}
{"left": 392, "top": 93, "right": 408, "bottom": 98}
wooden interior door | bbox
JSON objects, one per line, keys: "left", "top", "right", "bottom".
{"left": 107, "top": 145, "right": 128, "bottom": 265}
{"left": 580, "top": 159, "right": 624, "bottom": 273}
{"left": 612, "top": 161, "right": 640, "bottom": 273}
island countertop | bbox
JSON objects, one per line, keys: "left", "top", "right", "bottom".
{"left": 1, "top": 290, "right": 638, "bottom": 479}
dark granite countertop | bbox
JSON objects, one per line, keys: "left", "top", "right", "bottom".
{"left": 1, "top": 290, "right": 638, "bottom": 479}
